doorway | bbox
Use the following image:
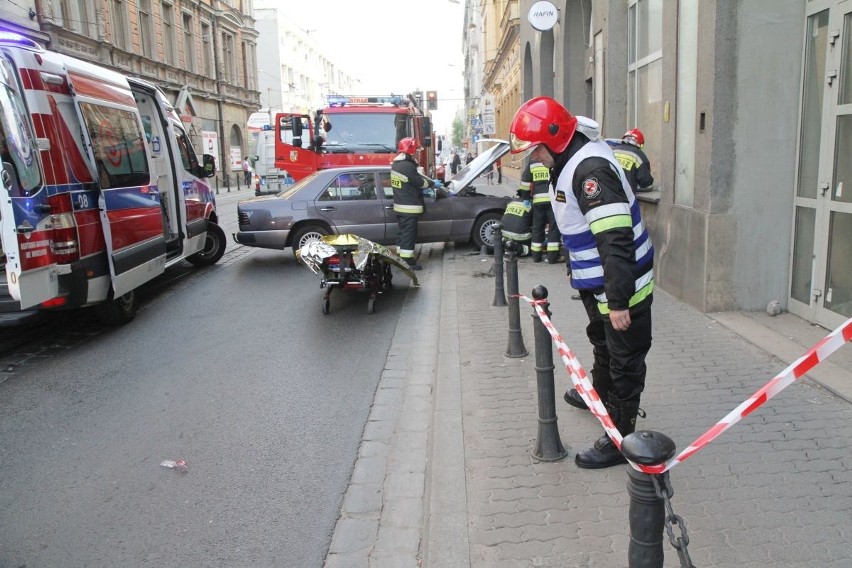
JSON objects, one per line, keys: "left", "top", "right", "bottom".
{"left": 789, "top": 0, "right": 852, "bottom": 328}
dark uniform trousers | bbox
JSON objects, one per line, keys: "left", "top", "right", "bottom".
{"left": 531, "top": 203, "right": 560, "bottom": 259}
{"left": 397, "top": 213, "right": 419, "bottom": 259}
{"left": 578, "top": 290, "right": 653, "bottom": 403}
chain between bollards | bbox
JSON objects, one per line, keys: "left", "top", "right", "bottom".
{"left": 530, "top": 285, "right": 567, "bottom": 461}
{"left": 503, "top": 240, "right": 528, "bottom": 358}
{"left": 492, "top": 224, "right": 507, "bottom": 307}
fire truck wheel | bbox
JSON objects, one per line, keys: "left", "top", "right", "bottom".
{"left": 472, "top": 212, "right": 502, "bottom": 252}
{"left": 292, "top": 225, "right": 329, "bottom": 261}
{"left": 94, "top": 289, "right": 137, "bottom": 326}
{"left": 188, "top": 222, "right": 227, "bottom": 267}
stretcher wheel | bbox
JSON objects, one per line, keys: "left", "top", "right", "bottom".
{"left": 367, "top": 295, "right": 376, "bottom": 314}
{"left": 322, "top": 298, "right": 330, "bottom": 315}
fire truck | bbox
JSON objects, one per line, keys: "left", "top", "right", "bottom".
{"left": 273, "top": 94, "right": 435, "bottom": 182}
{"left": 0, "top": 32, "right": 225, "bottom": 324}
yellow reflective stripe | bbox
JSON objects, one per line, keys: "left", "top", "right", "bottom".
{"left": 597, "top": 280, "right": 654, "bottom": 314}
{"left": 519, "top": 181, "right": 531, "bottom": 191}
{"left": 394, "top": 204, "right": 423, "bottom": 214}
{"left": 614, "top": 152, "right": 641, "bottom": 171}
{"left": 532, "top": 194, "right": 550, "bottom": 204}
{"left": 589, "top": 214, "right": 632, "bottom": 234}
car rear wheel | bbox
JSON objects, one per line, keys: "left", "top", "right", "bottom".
{"left": 472, "top": 212, "right": 501, "bottom": 250}
{"left": 292, "top": 225, "right": 329, "bottom": 258}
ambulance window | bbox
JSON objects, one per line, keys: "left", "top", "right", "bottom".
{"left": 80, "top": 103, "right": 150, "bottom": 188}
{"left": 0, "top": 74, "right": 41, "bottom": 196}
{"left": 174, "top": 131, "right": 199, "bottom": 173}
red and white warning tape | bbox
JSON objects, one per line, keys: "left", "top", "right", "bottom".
{"left": 519, "top": 295, "right": 852, "bottom": 474}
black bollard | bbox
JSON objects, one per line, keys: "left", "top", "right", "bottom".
{"left": 504, "top": 240, "right": 528, "bottom": 358}
{"left": 621, "top": 431, "right": 678, "bottom": 568}
{"left": 492, "top": 224, "right": 507, "bottom": 307}
{"left": 530, "top": 285, "right": 567, "bottom": 461}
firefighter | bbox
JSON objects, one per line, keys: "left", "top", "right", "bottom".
{"left": 391, "top": 137, "right": 435, "bottom": 270}
{"left": 518, "top": 158, "right": 561, "bottom": 263}
{"left": 499, "top": 197, "right": 531, "bottom": 256}
{"left": 611, "top": 128, "right": 654, "bottom": 192}
{"left": 509, "top": 97, "right": 654, "bottom": 469}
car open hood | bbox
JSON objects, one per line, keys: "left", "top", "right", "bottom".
{"left": 446, "top": 140, "right": 510, "bottom": 193}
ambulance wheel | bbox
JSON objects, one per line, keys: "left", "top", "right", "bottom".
{"left": 322, "top": 298, "right": 330, "bottom": 315}
{"left": 472, "top": 212, "right": 501, "bottom": 251}
{"left": 94, "top": 289, "right": 137, "bottom": 326}
{"left": 188, "top": 222, "right": 226, "bottom": 266}
{"left": 367, "top": 296, "right": 376, "bottom": 314}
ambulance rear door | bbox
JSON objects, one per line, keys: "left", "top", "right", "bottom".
{"left": 0, "top": 55, "right": 60, "bottom": 309}
{"left": 64, "top": 60, "right": 167, "bottom": 297}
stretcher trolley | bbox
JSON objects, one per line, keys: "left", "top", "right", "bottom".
{"left": 297, "top": 234, "right": 419, "bottom": 314}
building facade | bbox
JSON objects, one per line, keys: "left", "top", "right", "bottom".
{"left": 253, "top": 2, "right": 359, "bottom": 118}
{"left": 513, "top": 0, "right": 850, "bottom": 331}
{"left": 1, "top": 0, "right": 261, "bottom": 188}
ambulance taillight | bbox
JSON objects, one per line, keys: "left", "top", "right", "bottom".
{"left": 47, "top": 193, "right": 79, "bottom": 263}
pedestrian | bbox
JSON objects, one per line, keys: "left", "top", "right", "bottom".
{"left": 391, "top": 137, "right": 436, "bottom": 271}
{"left": 517, "top": 158, "right": 561, "bottom": 264}
{"left": 242, "top": 156, "right": 252, "bottom": 185}
{"left": 451, "top": 151, "right": 461, "bottom": 175}
{"left": 611, "top": 129, "right": 654, "bottom": 192}
{"left": 509, "top": 97, "right": 654, "bottom": 469}
{"left": 495, "top": 157, "right": 502, "bottom": 184}
{"left": 465, "top": 152, "right": 473, "bottom": 165}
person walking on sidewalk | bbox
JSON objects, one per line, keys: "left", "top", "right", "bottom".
{"left": 495, "top": 157, "right": 503, "bottom": 184}
{"left": 517, "top": 158, "right": 562, "bottom": 264}
{"left": 242, "top": 156, "right": 253, "bottom": 186}
{"left": 611, "top": 128, "right": 654, "bottom": 192}
{"left": 391, "top": 137, "right": 436, "bottom": 271}
{"left": 509, "top": 96, "right": 654, "bottom": 469}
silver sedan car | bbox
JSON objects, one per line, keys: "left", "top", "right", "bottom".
{"left": 233, "top": 141, "right": 511, "bottom": 255}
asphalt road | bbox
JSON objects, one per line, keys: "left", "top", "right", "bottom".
{"left": 0, "top": 189, "right": 408, "bottom": 566}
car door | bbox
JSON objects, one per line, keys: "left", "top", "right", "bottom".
{"left": 417, "top": 188, "right": 455, "bottom": 242}
{"left": 315, "top": 171, "right": 388, "bottom": 243}
{"left": 378, "top": 171, "right": 398, "bottom": 244}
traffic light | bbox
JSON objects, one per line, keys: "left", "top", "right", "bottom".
{"left": 426, "top": 90, "right": 438, "bottom": 110}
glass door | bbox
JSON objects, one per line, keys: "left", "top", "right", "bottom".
{"left": 790, "top": 1, "right": 852, "bottom": 329}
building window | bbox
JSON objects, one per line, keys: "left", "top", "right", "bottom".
{"left": 627, "top": 0, "right": 662, "bottom": 178}
{"left": 111, "top": 0, "right": 128, "bottom": 50}
{"left": 183, "top": 13, "right": 195, "bottom": 73}
{"left": 222, "top": 32, "right": 236, "bottom": 84}
{"left": 59, "top": 0, "right": 93, "bottom": 36}
{"left": 161, "top": 2, "right": 176, "bottom": 66}
{"left": 201, "top": 22, "right": 213, "bottom": 77}
{"left": 138, "top": 0, "right": 153, "bottom": 58}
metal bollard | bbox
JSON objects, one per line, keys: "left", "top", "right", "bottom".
{"left": 530, "top": 285, "right": 567, "bottom": 461}
{"left": 215, "top": 176, "right": 220, "bottom": 195}
{"left": 492, "top": 223, "right": 507, "bottom": 307}
{"left": 621, "top": 431, "right": 678, "bottom": 568}
{"left": 504, "top": 240, "right": 528, "bottom": 358}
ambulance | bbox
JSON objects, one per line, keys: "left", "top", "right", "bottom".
{"left": 0, "top": 31, "right": 225, "bottom": 324}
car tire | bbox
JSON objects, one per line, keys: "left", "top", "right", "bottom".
{"left": 472, "top": 212, "right": 501, "bottom": 251}
{"left": 187, "top": 222, "right": 226, "bottom": 267}
{"left": 292, "top": 225, "right": 329, "bottom": 258}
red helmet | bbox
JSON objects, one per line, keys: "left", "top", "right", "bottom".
{"left": 397, "top": 137, "right": 419, "bottom": 155}
{"left": 509, "top": 96, "right": 577, "bottom": 155}
{"left": 623, "top": 128, "right": 645, "bottom": 147}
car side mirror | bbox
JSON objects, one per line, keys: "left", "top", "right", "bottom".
{"left": 201, "top": 154, "right": 216, "bottom": 178}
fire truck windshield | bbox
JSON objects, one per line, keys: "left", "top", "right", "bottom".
{"left": 322, "top": 113, "right": 407, "bottom": 154}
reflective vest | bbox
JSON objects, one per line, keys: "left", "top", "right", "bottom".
{"left": 500, "top": 199, "right": 532, "bottom": 241}
{"left": 552, "top": 139, "right": 654, "bottom": 313}
{"left": 391, "top": 154, "right": 429, "bottom": 215}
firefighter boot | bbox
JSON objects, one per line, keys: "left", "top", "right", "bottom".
{"left": 564, "top": 369, "right": 611, "bottom": 410}
{"left": 405, "top": 258, "right": 422, "bottom": 271}
{"left": 532, "top": 251, "right": 543, "bottom": 263}
{"left": 574, "top": 398, "right": 641, "bottom": 469}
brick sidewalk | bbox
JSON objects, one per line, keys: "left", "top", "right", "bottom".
{"left": 326, "top": 242, "right": 852, "bottom": 567}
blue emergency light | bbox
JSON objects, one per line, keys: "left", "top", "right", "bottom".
{"left": 0, "top": 31, "right": 41, "bottom": 50}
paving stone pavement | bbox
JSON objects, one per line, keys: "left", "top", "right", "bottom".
{"left": 326, "top": 241, "right": 852, "bottom": 568}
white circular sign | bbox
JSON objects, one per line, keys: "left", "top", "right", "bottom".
{"left": 528, "top": 1, "right": 558, "bottom": 32}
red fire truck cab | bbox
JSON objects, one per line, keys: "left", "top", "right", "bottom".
{"left": 273, "top": 94, "right": 434, "bottom": 182}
